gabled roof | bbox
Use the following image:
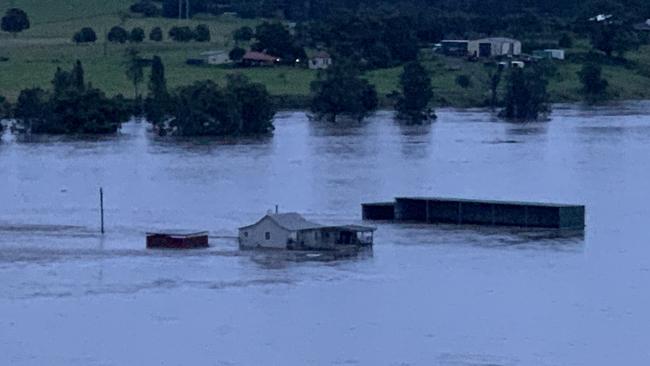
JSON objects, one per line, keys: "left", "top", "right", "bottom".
{"left": 243, "top": 51, "right": 279, "bottom": 62}
{"left": 239, "top": 213, "right": 322, "bottom": 231}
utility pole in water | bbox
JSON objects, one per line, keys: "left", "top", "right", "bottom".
{"left": 100, "top": 188, "right": 105, "bottom": 234}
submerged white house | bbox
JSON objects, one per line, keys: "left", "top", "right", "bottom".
{"left": 238, "top": 212, "right": 375, "bottom": 250}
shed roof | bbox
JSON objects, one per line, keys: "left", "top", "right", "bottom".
{"left": 146, "top": 230, "right": 209, "bottom": 238}
{"left": 476, "top": 37, "right": 520, "bottom": 43}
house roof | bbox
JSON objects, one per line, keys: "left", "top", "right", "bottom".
{"left": 476, "top": 37, "right": 520, "bottom": 43}
{"left": 268, "top": 213, "right": 323, "bottom": 230}
{"left": 239, "top": 212, "right": 322, "bottom": 231}
{"left": 311, "top": 51, "right": 331, "bottom": 59}
{"left": 200, "top": 50, "right": 226, "bottom": 56}
{"left": 243, "top": 51, "right": 279, "bottom": 62}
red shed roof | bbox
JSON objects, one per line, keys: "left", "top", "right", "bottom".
{"left": 243, "top": 51, "right": 279, "bottom": 62}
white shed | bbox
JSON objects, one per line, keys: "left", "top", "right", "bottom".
{"left": 469, "top": 37, "right": 522, "bottom": 58}
{"left": 201, "top": 50, "right": 229, "bottom": 65}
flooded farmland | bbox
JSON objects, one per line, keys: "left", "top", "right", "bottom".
{"left": 1, "top": 104, "right": 650, "bottom": 365}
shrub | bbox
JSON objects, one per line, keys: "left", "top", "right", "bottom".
{"left": 455, "top": 74, "right": 471, "bottom": 89}
{"left": 229, "top": 47, "right": 246, "bottom": 62}
{"left": 129, "top": 27, "right": 145, "bottom": 43}
{"left": 149, "top": 27, "right": 163, "bottom": 42}
{"left": 1, "top": 8, "right": 30, "bottom": 36}
{"left": 73, "top": 27, "right": 97, "bottom": 44}
{"left": 194, "top": 24, "right": 210, "bottom": 42}
{"left": 558, "top": 33, "right": 573, "bottom": 48}
{"left": 169, "top": 26, "right": 194, "bottom": 42}
{"left": 233, "top": 26, "right": 254, "bottom": 42}
{"left": 107, "top": 26, "right": 129, "bottom": 43}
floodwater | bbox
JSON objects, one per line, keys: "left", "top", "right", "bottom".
{"left": 1, "top": 104, "right": 649, "bottom": 365}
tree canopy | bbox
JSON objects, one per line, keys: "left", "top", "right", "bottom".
{"left": 1, "top": 8, "right": 30, "bottom": 36}
{"left": 310, "top": 61, "right": 378, "bottom": 122}
{"left": 73, "top": 27, "right": 97, "bottom": 44}
{"left": 500, "top": 66, "right": 550, "bottom": 121}
{"left": 166, "top": 77, "right": 275, "bottom": 136}
{"left": 13, "top": 61, "right": 131, "bottom": 134}
{"left": 578, "top": 62, "right": 609, "bottom": 102}
{"left": 396, "top": 61, "right": 435, "bottom": 123}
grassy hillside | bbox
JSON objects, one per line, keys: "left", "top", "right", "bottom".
{"left": 2, "top": 0, "right": 650, "bottom": 107}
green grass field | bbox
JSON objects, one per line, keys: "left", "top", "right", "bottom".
{"left": 2, "top": 0, "right": 650, "bottom": 106}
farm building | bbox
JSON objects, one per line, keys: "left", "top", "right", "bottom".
{"left": 146, "top": 231, "right": 209, "bottom": 249}
{"left": 201, "top": 50, "right": 229, "bottom": 65}
{"left": 441, "top": 40, "right": 470, "bottom": 56}
{"left": 469, "top": 37, "right": 522, "bottom": 58}
{"left": 633, "top": 19, "right": 650, "bottom": 31}
{"left": 363, "top": 197, "right": 585, "bottom": 230}
{"left": 533, "top": 49, "right": 565, "bottom": 60}
{"left": 240, "top": 51, "right": 279, "bottom": 67}
{"left": 308, "top": 51, "right": 332, "bottom": 70}
{"left": 238, "top": 212, "right": 375, "bottom": 250}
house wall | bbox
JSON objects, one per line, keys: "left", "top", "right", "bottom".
{"left": 207, "top": 54, "right": 229, "bottom": 65}
{"left": 297, "top": 229, "right": 339, "bottom": 249}
{"left": 239, "top": 217, "right": 292, "bottom": 249}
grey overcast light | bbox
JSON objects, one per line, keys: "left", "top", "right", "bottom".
{"left": 2, "top": 1, "right": 650, "bottom": 365}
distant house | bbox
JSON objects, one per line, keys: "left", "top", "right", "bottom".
{"left": 238, "top": 212, "right": 375, "bottom": 250}
{"left": 441, "top": 40, "right": 470, "bottom": 56}
{"left": 633, "top": 19, "right": 650, "bottom": 31}
{"left": 308, "top": 51, "right": 332, "bottom": 70}
{"left": 469, "top": 37, "right": 522, "bottom": 58}
{"left": 240, "top": 51, "right": 279, "bottom": 67}
{"left": 201, "top": 50, "right": 229, "bottom": 65}
{"left": 533, "top": 49, "right": 565, "bottom": 60}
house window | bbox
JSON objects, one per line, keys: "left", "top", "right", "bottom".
{"left": 265, "top": 232, "right": 271, "bottom": 240}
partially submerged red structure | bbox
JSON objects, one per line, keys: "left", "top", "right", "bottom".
{"left": 146, "top": 231, "right": 209, "bottom": 249}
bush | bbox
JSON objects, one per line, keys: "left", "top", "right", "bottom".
{"left": 130, "top": 0, "right": 159, "bottom": 17}
{"left": 1, "top": 8, "right": 30, "bottom": 36}
{"left": 107, "top": 26, "right": 129, "bottom": 43}
{"left": 149, "top": 27, "right": 163, "bottom": 42}
{"left": 73, "top": 27, "right": 97, "bottom": 44}
{"left": 233, "top": 26, "right": 254, "bottom": 42}
{"left": 194, "top": 24, "right": 210, "bottom": 42}
{"left": 558, "top": 33, "right": 573, "bottom": 48}
{"left": 169, "top": 26, "right": 194, "bottom": 42}
{"left": 129, "top": 27, "right": 145, "bottom": 43}
{"left": 455, "top": 74, "right": 471, "bottom": 88}
{"left": 229, "top": 47, "right": 246, "bottom": 62}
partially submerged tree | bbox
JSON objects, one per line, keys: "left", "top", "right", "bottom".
{"left": 13, "top": 61, "right": 130, "bottom": 134}
{"left": 1, "top": 8, "right": 30, "bottom": 37}
{"left": 578, "top": 63, "right": 609, "bottom": 103}
{"left": 395, "top": 61, "right": 435, "bottom": 123}
{"left": 486, "top": 63, "right": 504, "bottom": 109}
{"left": 167, "top": 77, "right": 275, "bottom": 136}
{"left": 500, "top": 66, "right": 550, "bottom": 121}
{"left": 310, "top": 61, "right": 378, "bottom": 122}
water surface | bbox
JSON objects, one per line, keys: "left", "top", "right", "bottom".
{"left": 1, "top": 104, "right": 649, "bottom": 365}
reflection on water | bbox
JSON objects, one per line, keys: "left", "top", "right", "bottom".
{"left": 1, "top": 104, "right": 650, "bottom": 365}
